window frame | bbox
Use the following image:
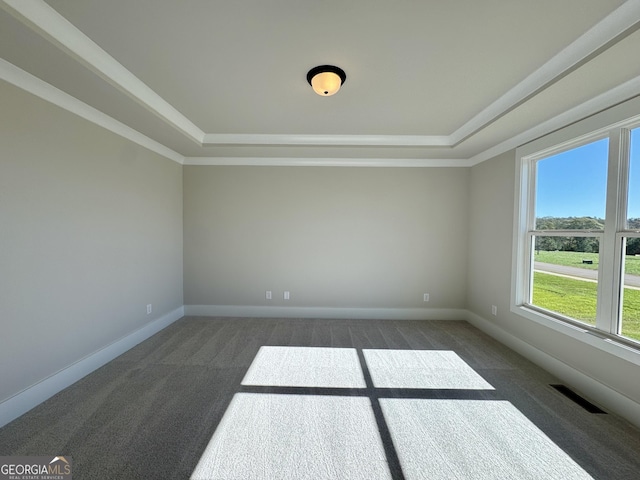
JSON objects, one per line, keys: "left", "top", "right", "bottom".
{"left": 512, "top": 96, "right": 640, "bottom": 365}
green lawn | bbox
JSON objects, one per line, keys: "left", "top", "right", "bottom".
{"left": 532, "top": 272, "right": 640, "bottom": 342}
{"left": 534, "top": 250, "right": 640, "bottom": 276}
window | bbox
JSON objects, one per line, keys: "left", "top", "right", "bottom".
{"left": 528, "top": 138, "right": 609, "bottom": 326}
{"left": 514, "top": 99, "right": 640, "bottom": 353}
{"left": 530, "top": 139, "right": 608, "bottom": 328}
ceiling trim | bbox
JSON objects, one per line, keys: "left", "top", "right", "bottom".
{"left": 184, "top": 157, "right": 474, "bottom": 168}
{"left": 0, "top": 55, "right": 460, "bottom": 167}
{"left": 0, "top": 58, "right": 185, "bottom": 164}
{"left": 2, "top": 0, "right": 639, "bottom": 150}
{"left": 202, "top": 134, "right": 451, "bottom": 147}
{"left": 0, "top": 0, "right": 205, "bottom": 144}
{"left": 449, "top": 0, "right": 640, "bottom": 146}
{"left": 3, "top": 49, "right": 639, "bottom": 169}
{"left": 467, "top": 74, "right": 640, "bottom": 166}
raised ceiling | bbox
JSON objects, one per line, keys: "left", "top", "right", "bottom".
{"left": 1, "top": 0, "right": 640, "bottom": 165}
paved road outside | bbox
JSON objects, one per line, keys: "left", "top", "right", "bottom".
{"left": 534, "top": 262, "right": 640, "bottom": 287}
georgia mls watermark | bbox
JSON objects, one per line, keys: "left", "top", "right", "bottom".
{"left": 0, "top": 456, "right": 72, "bottom": 480}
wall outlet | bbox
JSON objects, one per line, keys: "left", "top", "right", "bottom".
{"left": 266, "top": 290, "right": 272, "bottom": 300}
{"left": 491, "top": 305, "right": 497, "bottom": 316}
{"left": 284, "top": 291, "right": 290, "bottom": 300}
{"left": 423, "top": 293, "right": 430, "bottom": 302}
{"left": 146, "top": 304, "right": 152, "bottom": 315}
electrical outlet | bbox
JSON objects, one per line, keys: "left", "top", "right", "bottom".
{"left": 146, "top": 304, "right": 152, "bottom": 315}
{"left": 423, "top": 293, "right": 430, "bottom": 302}
{"left": 266, "top": 290, "right": 272, "bottom": 300}
{"left": 491, "top": 305, "right": 497, "bottom": 316}
{"left": 284, "top": 291, "right": 290, "bottom": 300}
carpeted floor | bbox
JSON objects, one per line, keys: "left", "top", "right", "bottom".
{"left": 0, "top": 317, "right": 639, "bottom": 479}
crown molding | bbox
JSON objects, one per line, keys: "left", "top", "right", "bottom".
{"left": 0, "top": 0, "right": 205, "bottom": 145}
{"left": 2, "top": 0, "right": 639, "bottom": 152}
{"left": 0, "top": 58, "right": 185, "bottom": 164}
{"left": 449, "top": 0, "right": 640, "bottom": 146}
{"left": 467, "top": 74, "right": 640, "bottom": 166}
{"left": 202, "top": 133, "right": 451, "bottom": 147}
{"left": 184, "top": 157, "right": 473, "bottom": 167}
{"left": 4, "top": 48, "right": 639, "bottom": 170}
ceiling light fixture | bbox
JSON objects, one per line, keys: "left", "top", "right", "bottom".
{"left": 307, "top": 65, "right": 346, "bottom": 96}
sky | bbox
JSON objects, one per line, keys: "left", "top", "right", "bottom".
{"left": 536, "top": 127, "right": 640, "bottom": 219}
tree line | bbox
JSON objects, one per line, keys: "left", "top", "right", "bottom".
{"left": 535, "top": 217, "right": 640, "bottom": 255}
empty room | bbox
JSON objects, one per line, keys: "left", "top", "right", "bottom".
{"left": 2, "top": 1, "right": 640, "bottom": 479}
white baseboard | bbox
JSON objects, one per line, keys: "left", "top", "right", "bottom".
{"left": 4, "top": 306, "right": 638, "bottom": 432}
{"left": 0, "top": 306, "right": 184, "bottom": 429}
{"left": 184, "top": 304, "right": 467, "bottom": 320}
{"left": 464, "top": 310, "right": 640, "bottom": 430}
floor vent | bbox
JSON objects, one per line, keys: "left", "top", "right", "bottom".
{"left": 550, "top": 384, "right": 607, "bottom": 414}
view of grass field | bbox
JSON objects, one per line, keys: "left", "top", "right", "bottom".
{"left": 532, "top": 272, "right": 640, "bottom": 342}
{"left": 534, "top": 250, "right": 640, "bottom": 276}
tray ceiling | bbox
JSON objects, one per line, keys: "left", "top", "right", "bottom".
{"left": 1, "top": 0, "right": 639, "bottom": 165}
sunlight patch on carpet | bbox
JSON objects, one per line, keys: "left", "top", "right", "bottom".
{"left": 363, "top": 350, "right": 494, "bottom": 390}
{"left": 380, "top": 399, "right": 593, "bottom": 480}
{"left": 242, "top": 346, "right": 366, "bottom": 388}
{"left": 191, "top": 393, "right": 391, "bottom": 480}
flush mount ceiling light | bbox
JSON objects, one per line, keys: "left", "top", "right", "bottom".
{"left": 307, "top": 65, "right": 346, "bottom": 96}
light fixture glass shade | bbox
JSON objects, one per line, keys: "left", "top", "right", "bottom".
{"left": 307, "top": 65, "right": 346, "bottom": 96}
{"left": 311, "top": 71, "right": 342, "bottom": 96}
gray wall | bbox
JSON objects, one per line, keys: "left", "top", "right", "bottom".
{"left": 184, "top": 166, "right": 469, "bottom": 309}
{"left": 0, "top": 81, "right": 183, "bottom": 403}
{"left": 467, "top": 150, "right": 640, "bottom": 407}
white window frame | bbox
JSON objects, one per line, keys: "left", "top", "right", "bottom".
{"left": 512, "top": 96, "right": 640, "bottom": 366}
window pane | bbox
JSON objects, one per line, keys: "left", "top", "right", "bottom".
{"left": 535, "top": 139, "right": 608, "bottom": 229}
{"left": 628, "top": 127, "right": 640, "bottom": 228}
{"left": 531, "top": 236, "right": 599, "bottom": 326}
{"left": 620, "top": 238, "right": 640, "bottom": 343}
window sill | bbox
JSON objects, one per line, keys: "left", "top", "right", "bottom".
{"left": 511, "top": 304, "right": 640, "bottom": 367}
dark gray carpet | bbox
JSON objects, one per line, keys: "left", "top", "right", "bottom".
{"left": 0, "top": 317, "right": 639, "bottom": 479}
